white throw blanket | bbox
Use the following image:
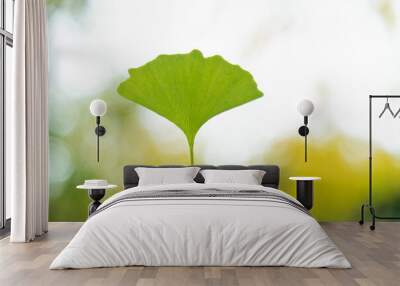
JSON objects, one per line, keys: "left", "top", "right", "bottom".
{"left": 50, "top": 183, "right": 351, "bottom": 269}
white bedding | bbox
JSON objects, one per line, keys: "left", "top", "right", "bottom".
{"left": 50, "top": 183, "right": 351, "bottom": 269}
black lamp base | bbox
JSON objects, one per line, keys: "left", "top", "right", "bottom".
{"left": 298, "top": 126, "right": 309, "bottom": 137}
{"left": 95, "top": 126, "right": 106, "bottom": 136}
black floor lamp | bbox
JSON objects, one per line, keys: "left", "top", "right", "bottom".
{"left": 297, "top": 99, "right": 315, "bottom": 162}
{"left": 89, "top": 99, "right": 107, "bottom": 162}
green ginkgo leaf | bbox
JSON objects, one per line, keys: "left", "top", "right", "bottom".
{"left": 117, "top": 49, "right": 263, "bottom": 164}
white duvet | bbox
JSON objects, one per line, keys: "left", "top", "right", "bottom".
{"left": 50, "top": 183, "right": 351, "bottom": 269}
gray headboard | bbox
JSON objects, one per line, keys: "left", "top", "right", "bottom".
{"left": 123, "top": 165, "right": 280, "bottom": 189}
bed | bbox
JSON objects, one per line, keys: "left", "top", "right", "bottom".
{"left": 50, "top": 165, "right": 350, "bottom": 269}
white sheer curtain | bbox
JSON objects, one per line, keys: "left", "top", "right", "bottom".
{"left": 8, "top": 0, "right": 49, "bottom": 242}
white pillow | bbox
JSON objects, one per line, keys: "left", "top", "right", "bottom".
{"left": 200, "top": 169, "right": 266, "bottom": 185}
{"left": 135, "top": 167, "right": 200, "bottom": 186}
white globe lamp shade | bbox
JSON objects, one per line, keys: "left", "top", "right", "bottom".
{"left": 297, "top": 99, "right": 314, "bottom": 116}
{"left": 90, "top": 99, "right": 107, "bottom": 117}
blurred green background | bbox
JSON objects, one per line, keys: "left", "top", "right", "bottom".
{"left": 47, "top": 0, "right": 400, "bottom": 222}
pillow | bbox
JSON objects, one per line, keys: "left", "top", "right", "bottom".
{"left": 200, "top": 169, "right": 266, "bottom": 185}
{"left": 135, "top": 167, "right": 201, "bottom": 186}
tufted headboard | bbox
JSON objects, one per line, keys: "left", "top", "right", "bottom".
{"left": 123, "top": 165, "right": 280, "bottom": 190}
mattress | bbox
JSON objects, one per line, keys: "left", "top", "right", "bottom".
{"left": 50, "top": 183, "right": 351, "bottom": 269}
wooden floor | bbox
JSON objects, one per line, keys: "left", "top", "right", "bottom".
{"left": 0, "top": 222, "right": 399, "bottom": 286}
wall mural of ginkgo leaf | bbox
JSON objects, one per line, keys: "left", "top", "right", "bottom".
{"left": 117, "top": 49, "right": 263, "bottom": 164}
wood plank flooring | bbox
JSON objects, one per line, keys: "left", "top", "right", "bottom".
{"left": 0, "top": 222, "right": 399, "bottom": 286}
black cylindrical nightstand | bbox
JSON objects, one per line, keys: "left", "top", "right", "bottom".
{"left": 88, "top": 189, "right": 106, "bottom": 215}
{"left": 77, "top": 180, "right": 117, "bottom": 216}
{"left": 289, "top": 177, "right": 321, "bottom": 210}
